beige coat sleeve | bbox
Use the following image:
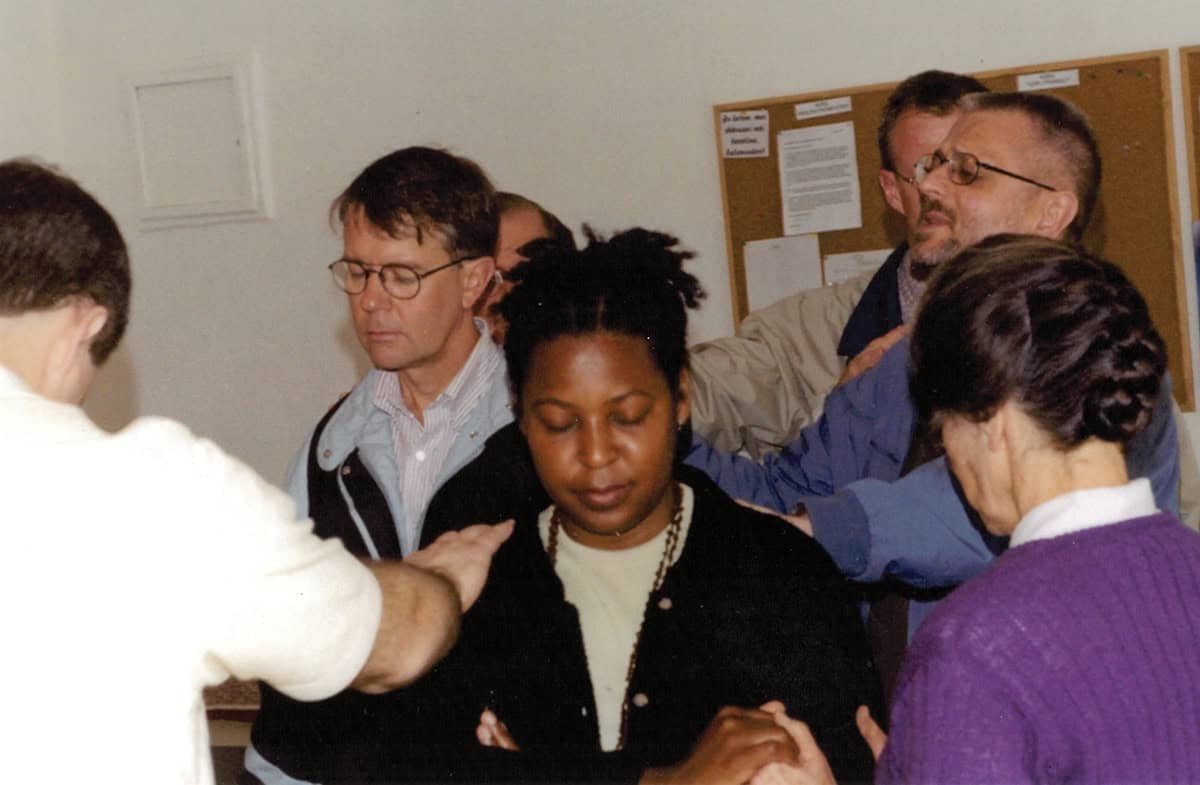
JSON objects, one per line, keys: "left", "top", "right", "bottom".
{"left": 688, "top": 273, "right": 871, "bottom": 459}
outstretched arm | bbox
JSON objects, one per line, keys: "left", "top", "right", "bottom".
{"left": 353, "top": 521, "right": 514, "bottom": 693}
{"left": 806, "top": 459, "right": 996, "bottom": 587}
{"left": 807, "top": 374, "right": 1180, "bottom": 589}
{"left": 686, "top": 341, "right": 914, "bottom": 514}
{"left": 689, "top": 275, "right": 870, "bottom": 459}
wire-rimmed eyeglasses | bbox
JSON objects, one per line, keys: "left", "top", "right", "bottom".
{"left": 328, "top": 256, "right": 477, "bottom": 300}
{"left": 914, "top": 150, "right": 1056, "bottom": 192}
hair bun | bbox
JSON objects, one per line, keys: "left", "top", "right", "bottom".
{"left": 1079, "top": 329, "right": 1164, "bottom": 443}
{"left": 911, "top": 235, "right": 1167, "bottom": 449}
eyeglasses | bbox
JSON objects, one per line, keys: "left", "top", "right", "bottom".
{"left": 894, "top": 168, "right": 918, "bottom": 186}
{"left": 914, "top": 150, "right": 1056, "bottom": 192}
{"left": 328, "top": 255, "right": 476, "bottom": 300}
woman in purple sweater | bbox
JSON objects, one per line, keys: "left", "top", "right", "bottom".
{"left": 759, "top": 234, "right": 1200, "bottom": 785}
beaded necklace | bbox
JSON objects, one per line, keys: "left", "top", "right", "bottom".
{"left": 546, "top": 482, "right": 683, "bottom": 751}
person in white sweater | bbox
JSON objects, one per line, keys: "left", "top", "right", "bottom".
{"left": 0, "top": 158, "right": 511, "bottom": 785}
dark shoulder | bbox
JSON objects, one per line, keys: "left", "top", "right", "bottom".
{"left": 837, "top": 244, "right": 905, "bottom": 357}
{"left": 679, "top": 465, "right": 846, "bottom": 585}
{"left": 421, "top": 422, "right": 549, "bottom": 545}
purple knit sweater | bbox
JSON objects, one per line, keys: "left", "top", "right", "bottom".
{"left": 879, "top": 512, "right": 1200, "bottom": 785}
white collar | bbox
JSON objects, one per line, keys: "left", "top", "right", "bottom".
{"left": 1009, "top": 478, "right": 1157, "bottom": 547}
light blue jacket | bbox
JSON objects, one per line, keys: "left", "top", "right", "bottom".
{"left": 284, "top": 366, "right": 514, "bottom": 556}
{"left": 249, "top": 362, "right": 513, "bottom": 785}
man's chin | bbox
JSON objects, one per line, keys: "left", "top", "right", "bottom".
{"left": 909, "top": 242, "right": 959, "bottom": 281}
{"left": 909, "top": 258, "right": 942, "bottom": 282}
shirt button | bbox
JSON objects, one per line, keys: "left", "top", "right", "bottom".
{"left": 581, "top": 706, "right": 588, "bottom": 717}
{"left": 415, "top": 450, "right": 426, "bottom": 461}
{"left": 657, "top": 597, "right": 672, "bottom": 611}
{"left": 632, "top": 693, "right": 649, "bottom": 708}
{"left": 341, "top": 465, "right": 352, "bottom": 476}
{"left": 322, "top": 449, "right": 332, "bottom": 459}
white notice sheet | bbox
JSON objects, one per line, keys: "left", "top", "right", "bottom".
{"left": 744, "top": 234, "right": 822, "bottom": 312}
{"left": 777, "top": 121, "right": 862, "bottom": 236}
{"left": 720, "top": 110, "right": 770, "bottom": 158}
{"left": 823, "top": 248, "right": 891, "bottom": 285}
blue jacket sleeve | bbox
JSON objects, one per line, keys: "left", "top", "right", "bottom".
{"left": 811, "top": 376, "right": 1181, "bottom": 588}
{"left": 684, "top": 340, "right": 915, "bottom": 513}
{"left": 810, "top": 459, "right": 995, "bottom": 586}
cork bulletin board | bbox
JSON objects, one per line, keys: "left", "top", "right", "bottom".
{"left": 1184, "top": 46, "right": 1200, "bottom": 225}
{"left": 714, "top": 50, "right": 1194, "bottom": 409}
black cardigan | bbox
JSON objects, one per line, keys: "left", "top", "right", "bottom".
{"left": 263, "top": 423, "right": 880, "bottom": 784}
{"left": 418, "top": 423, "right": 881, "bottom": 783}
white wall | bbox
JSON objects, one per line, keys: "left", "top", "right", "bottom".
{"left": 12, "top": 0, "right": 1200, "bottom": 479}
{"left": 1, "top": 3, "right": 61, "bottom": 160}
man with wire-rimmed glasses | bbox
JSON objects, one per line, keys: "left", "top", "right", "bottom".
{"left": 907, "top": 91, "right": 1087, "bottom": 274}
{"left": 244, "top": 146, "right": 514, "bottom": 785}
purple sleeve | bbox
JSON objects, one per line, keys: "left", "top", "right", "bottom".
{"left": 879, "top": 629, "right": 1031, "bottom": 784}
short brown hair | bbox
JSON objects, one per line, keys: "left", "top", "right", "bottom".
{"left": 960, "top": 92, "right": 1101, "bottom": 243}
{"left": 332, "top": 147, "right": 498, "bottom": 259}
{"left": 0, "top": 159, "right": 130, "bottom": 364}
{"left": 877, "top": 70, "right": 987, "bottom": 173}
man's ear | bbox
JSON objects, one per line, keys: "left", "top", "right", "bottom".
{"left": 51, "top": 300, "right": 108, "bottom": 363}
{"left": 675, "top": 367, "right": 692, "bottom": 426}
{"left": 879, "top": 169, "right": 905, "bottom": 215}
{"left": 460, "top": 256, "right": 496, "bottom": 309}
{"left": 80, "top": 302, "right": 109, "bottom": 345}
{"left": 42, "top": 299, "right": 108, "bottom": 404}
{"left": 1036, "top": 190, "right": 1079, "bottom": 241}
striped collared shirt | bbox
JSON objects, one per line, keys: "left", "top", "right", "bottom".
{"left": 897, "top": 249, "right": 925, "bottom": 325}
{"left": 372, "top": 322, "right": 503, "bottom": 550}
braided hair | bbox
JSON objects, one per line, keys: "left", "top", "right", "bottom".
{"left": 911, "top": 234, "right": 1165, "bottom": 449}
{"left": 497, "top": 226, "right": 704, "bottom": 413}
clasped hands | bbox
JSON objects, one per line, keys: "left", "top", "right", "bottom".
{"left": 476, "top": 702, "right": 887, "bottom": 785}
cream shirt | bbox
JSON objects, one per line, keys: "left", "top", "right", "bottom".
{"left": 539, "top": 485, "right": 695, "bottom": 751}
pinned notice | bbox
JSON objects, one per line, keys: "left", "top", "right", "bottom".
{"left": 823, "top": 248, "right": 891, "bottom": 286}
{"left": 794, "top": 96, "right": 852, "bottom": 120}
{"left": 1017, "top": 69, "right": 1080, "bottom": 91}
{"left": 721, "top": 110, "right": 770, "bottom": 158}
{"left": 744, "top": 234, "right": 822, "bottom": 311}
{"left": 777, "top": 121, "right": 862, "bottom": 236}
